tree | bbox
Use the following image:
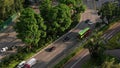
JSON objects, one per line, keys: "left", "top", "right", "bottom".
{"left": 15, "top": 8, "right": 45, "bottom": 48}
{"left": 58, "top": 0, "right": 76, "bottom": 6}
{"left": 47, "top": 4, "right": 72, "bottom": 36}
{"left": 34, "top": 13, "right": 47, "bottom": 39}
{"left": 39, "top": 0, "right": 52, "bottom": 21}
{"left": 98, "top": 2, "right": 119, "bottom": 23}
{"left": 86, "top": 37, "right": 105, "bottom": 59}
{"left": 101, "top": 58, "right": 120, "bottom": 68}
{"left": 0, "top": 0, "right": 24, "bottom": 20}
{"left": 13, "top": 0, "right": 24, "bottom": 12}
{"left": 58, "top": 0, "right": 85, "bottom": 14}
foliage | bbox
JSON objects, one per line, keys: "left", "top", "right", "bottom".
{"left": 39, "top": 0, "right": 52, "bottom": 21}
{"left": 82, "top": 55, "right": 120, "bottom": 68}
{"left": 15, "top": 8, "right": 45, "bottom": 48}
{"left": 47, "top": 4, "right": 72, "bottom": 36}
{"left": 58, "top": 0, "right": 85, "bottom": 14}
{"left": 0, "top": 0, "right": 24, "bottom": 20}
{"left": 101, "top": 58, "right": 120, "bottom": 68}
{"left": 98, "top": 1, "right": 120, "bottom": 23}
{"left": 85, "top": 37, "right": 105, "bottom": 60}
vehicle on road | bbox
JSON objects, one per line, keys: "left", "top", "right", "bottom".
{"left": 17, "top": 61, "right": 26, "bottom": 68}
{"left": 85, "top": 19, "right": 93, "bottom": 25}
{"left": 45, "top": 46, "right": 56, "bottom": 52}
{"left": 78, "top": 27, "right": 91, "bottom": 38}
{"left": 85, "top": 19, "right": 90, "bottom": 23}
{"left": 24, "top": 58, "right": 37, "bottom": 68}
{"left": 63, "top": 36, "right": 70, "bottom": 42}
{"left": 0, "top": 47, "right": 8, "bottom": 52}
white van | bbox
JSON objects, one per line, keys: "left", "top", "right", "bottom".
{"left": 24, "top": 58, "right": 37, "bottom": 68}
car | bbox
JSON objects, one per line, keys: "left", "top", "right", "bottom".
{"left": 85, "top": 19, "right": 93, "bottom": 25}
{"left": 88, "top": 21, "right": 93, "bottom": 25}
{"left": 63, "top": 36, "right": 70, "bottom": 42}
{"left": 46, "top": 46, "right": 56, "bottom": 52}
{"left": 0, "top": 47, "right": 8, "bottom": 52}
{"left": 85, "top": 19, "right": 90, "bottom": 23}
{"left": 17, "top": 61, "right": 26, "bottom": 68}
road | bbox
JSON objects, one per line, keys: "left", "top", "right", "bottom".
{"left": 32, "top": 0, "right": 100, "bottom": 68}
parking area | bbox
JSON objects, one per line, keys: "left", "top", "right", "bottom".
{"left": 0, "top": 23, "right": 25, "bottom": 59}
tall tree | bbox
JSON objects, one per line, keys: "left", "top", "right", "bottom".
{"left": 47, "top": 4, "right": 72, "bottom": 36}
{"left": 86, "top": 37, "right": 105, "bottom": 59}
{"left": 98, "top": 2, "right": 119, "bottom": 23}
{"left": 15, "top": 8, "right": 45, "bottom": 48}
{"left": 13, "top": 0, "right": 24, "bottom": 12}
{"left": 39, "top": 0, "right": 52, "bottom": 21}
{"left": 0, "top": 0, "right": 24, "bottom": 20}
{"left": 101, "top": 58, "right": 120, "bottom": 68}
{"left": 58, "top": 0, "right": 85, "bottom": 13}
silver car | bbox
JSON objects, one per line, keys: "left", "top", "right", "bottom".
{"left": 17, "top": 61, "right": 26, "bottom": 68}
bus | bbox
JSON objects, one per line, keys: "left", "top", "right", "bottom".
{"left": 78, "top": 27, "right": 91, "bottom": 38}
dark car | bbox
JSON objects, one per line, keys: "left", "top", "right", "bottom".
{"left": 85, "top": 19, "right": 90, "bottom": 23}
{"left": 46, "top": 46, "right": 56, "bottom": 52}
{"left": 63, "top": 36, "right": 70, "bottom": 42}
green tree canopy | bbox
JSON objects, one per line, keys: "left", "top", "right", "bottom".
{"left": 101, "top": 58, "right": 120, "bottom": 68}
{"left": 98, "top": 2, "right": 120, "bottom": 22}
{"left": 39, "top": 0, "right": 52, "bottom": 21}
{"left": 0, "top": 0, "right": 24, "bottom": 20}
{"left": 47, "top": 4, "right": 72, "bottom": 36}
{"left": 15, "top": 8, "right": 46, "bottom": 47}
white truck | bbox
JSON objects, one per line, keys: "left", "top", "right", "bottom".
{"left": 24, "top": 58, "right": 37, "bottom": 68}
